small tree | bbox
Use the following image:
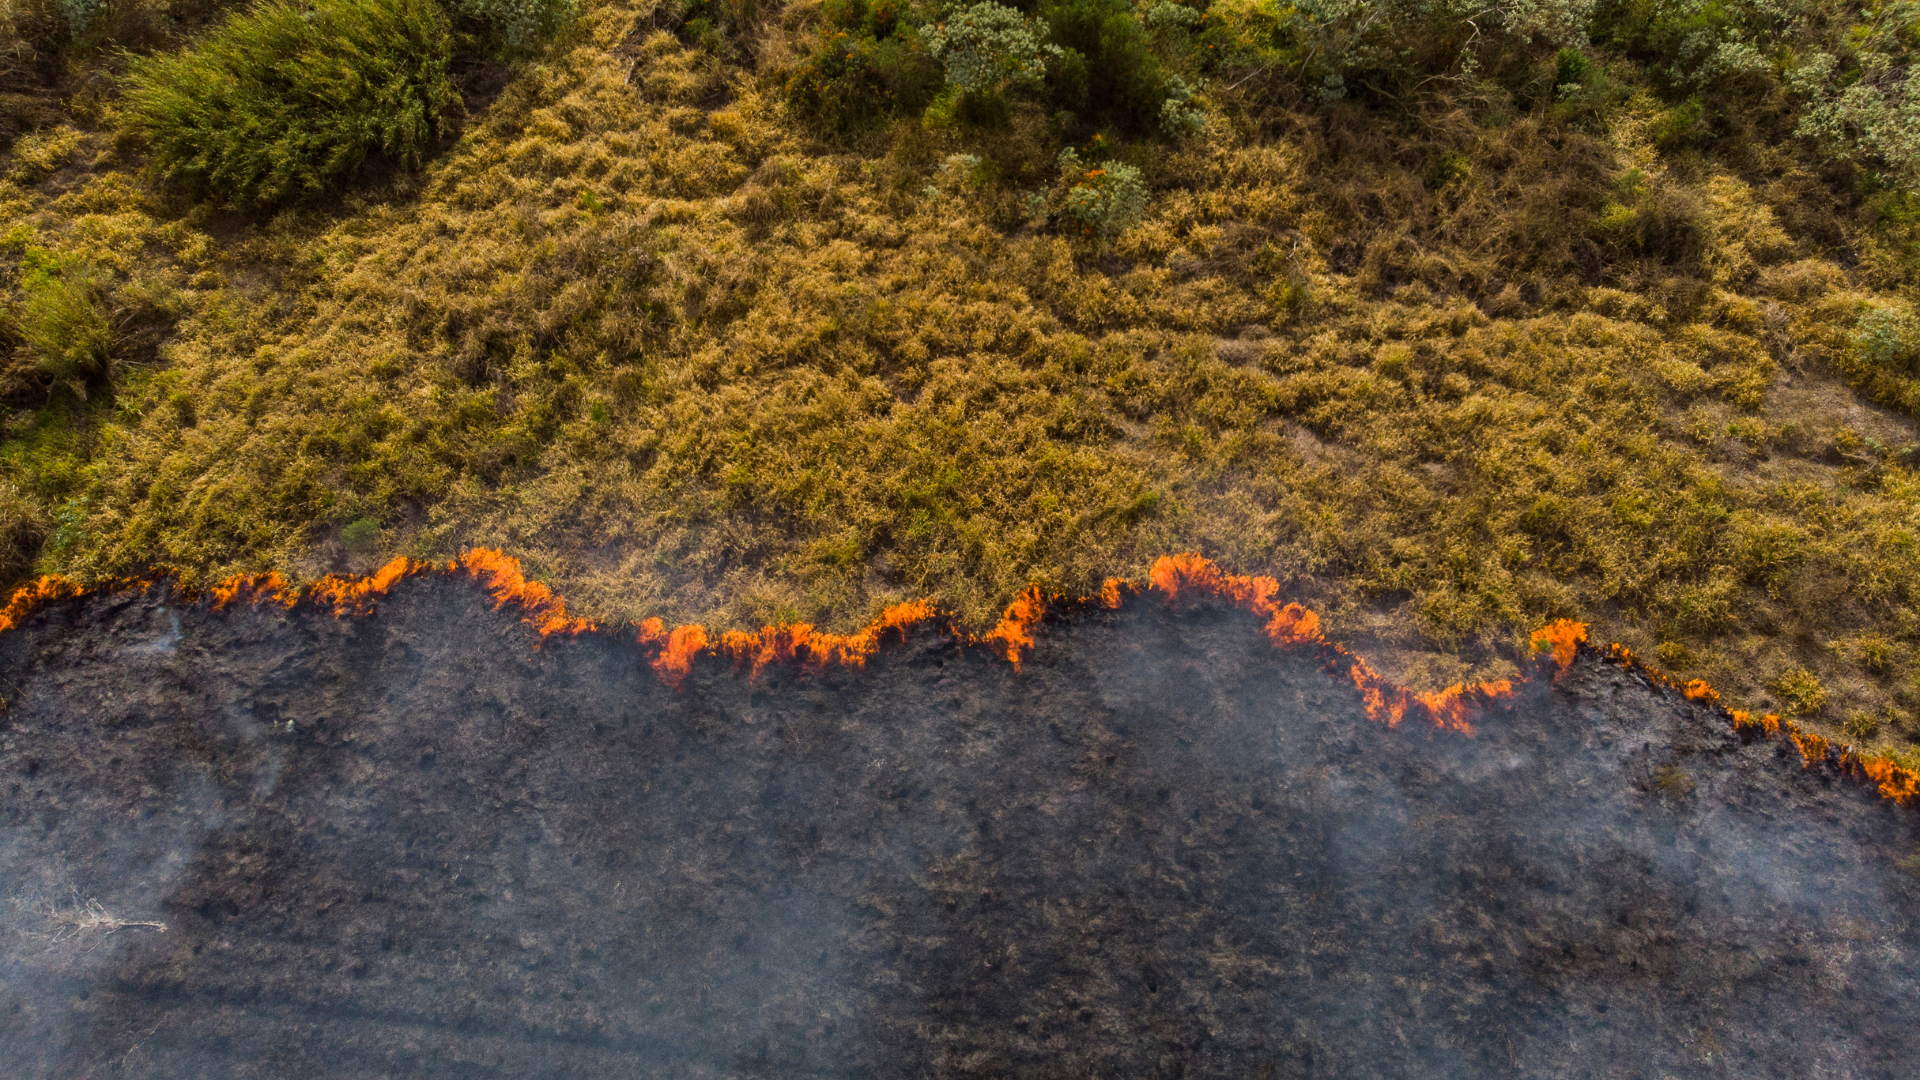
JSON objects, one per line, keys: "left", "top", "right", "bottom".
{"left": 924, "top": 1, "right": 1059, "bottom": 96}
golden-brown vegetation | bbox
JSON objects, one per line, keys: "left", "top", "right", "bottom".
{"left": 0, "top": 0, "right": 1915, "bottom": 755}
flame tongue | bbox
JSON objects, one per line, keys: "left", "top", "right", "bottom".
{"left": 458, "top": 550, "right": 595, "bottom": 637}
{"left": 981, "top": 587, "right": 1045, "bottom": 668}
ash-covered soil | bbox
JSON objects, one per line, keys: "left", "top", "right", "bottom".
{"left": 3, "top": 580, "right": 1920, "bottom": 1079}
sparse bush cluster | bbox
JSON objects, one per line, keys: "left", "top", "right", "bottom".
{"left": 785, "top": 0, "right": 939, "bottom": 133}
{"left": 787, "top": 0, "right": 1204, "bottom": 140}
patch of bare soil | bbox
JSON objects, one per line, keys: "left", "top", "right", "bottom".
{"left": 2, "top": 579, "right": 1919, "bottom": 1078}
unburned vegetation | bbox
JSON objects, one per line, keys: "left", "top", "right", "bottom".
{"left": 0, "top": 0, "right": 1914, "bottom": 751}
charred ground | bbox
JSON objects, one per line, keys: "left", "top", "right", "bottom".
{"left": 3, "top": 578, "right": 1920, "bottom": 1078}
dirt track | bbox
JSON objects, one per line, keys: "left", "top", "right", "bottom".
{"left": 3, "top": 576, "right": 1919, "bottom": 1078}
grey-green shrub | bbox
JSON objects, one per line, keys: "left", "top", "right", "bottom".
{"left": 453, "top": 0, "right": 574, "bottom": 49}
{"left": 1793, "top": 50, "right": 1920, "bottom": 193}
{"left": 120, "top": 0, "right": 457, "bottom": 206}
{"left": 1853, "top": 302, "right": 1920, "bottom": 373}
{"left": 58, "top": 0, "right": 104, "bottom": 35}
{"left": 1160, "top": 73, "right": 1203, "bottom": 134}
{"left": 1058, "top": 147, "right": 1147, "bottom": 235}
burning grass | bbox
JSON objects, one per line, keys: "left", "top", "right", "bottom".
{"left": 0, "top": 0, "right": 1917, "bottom": 758}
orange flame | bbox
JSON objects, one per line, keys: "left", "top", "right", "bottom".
{"left": 1861, "top": 756, "right": 1920, "bottom": 805}
{"left": 1529, "top": 619, "right": 1587, "bottom": 672}
{"left": 637, "top": 620, "right": 709, "bottom": 688}
{"left": 209, "top": 572, "right": 296, "bottom": 610}
{"left": 712, "top": 599, "right": 944, "bottom": 682}
{"left": 1150, "top": 553, "right": 1324, "bottom": 647}
{"left": 1786, "top": 721, "right": 1830, "bottom": 770}
{"left": 1683, "top": 679, "right": 1720, "bottom": 704}
{"left": 308, "top": 557, "right": 424, "bottom": 615}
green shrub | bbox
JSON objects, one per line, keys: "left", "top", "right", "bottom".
{"left": 15, "top": 252, "right": 111, "bottom": 385}
{"left": 340, "top": 516, "right": 380, "bottom": 552}
{"left": 120, "top": 0, "right": 457, "bottom": 206}
{"left": 1844, "top": 710, "right": 1883, "bottom": 741}
{"left": 1853, "top": 302, "right": 1920, "bottom": 375}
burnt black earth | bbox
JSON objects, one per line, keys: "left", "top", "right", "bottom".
{"left": 3, "top": 578, "right": 1920, "bottom": 1079}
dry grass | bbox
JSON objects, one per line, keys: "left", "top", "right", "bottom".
{"left": 0, "top": 0, "right": 1917, "bottom": 749}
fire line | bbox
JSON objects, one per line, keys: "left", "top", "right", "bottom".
{"left": 1, "top": 548, "right": 1914, "bottom": 807}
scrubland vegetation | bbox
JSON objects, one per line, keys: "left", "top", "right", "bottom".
{"left": 0, "top": 0, "right": 1914, "bottom": 746}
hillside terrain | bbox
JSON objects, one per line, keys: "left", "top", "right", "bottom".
{"left": 0, "top": 0, "right": 1916, "bottom": 748}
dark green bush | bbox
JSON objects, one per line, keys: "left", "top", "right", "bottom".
{"left": 1039, "top": 0, "right": 1165, "bottom": 128}
{"left": 822, "top": 0, "right": 905, "bottom": 38}
{"left": 786, "top": 27, "right": 938, "bottom": 134}
{"left": 1553, "top": 45, "right": 1592, "bottom": 89}
{"left": 120, "top": 0, "right": 457, "bottom": 206}
{"left": 677, "top": 0, "right": 765, "bottom": 52}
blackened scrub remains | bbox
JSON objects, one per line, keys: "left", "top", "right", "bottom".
{"left": 2, "top": 577, "right": 1918, "bottom": 1079}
